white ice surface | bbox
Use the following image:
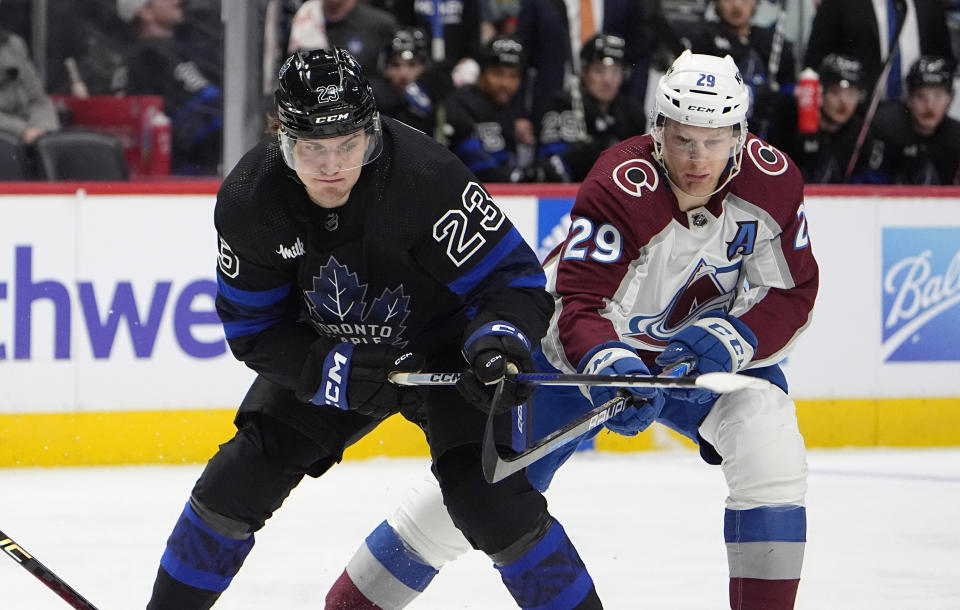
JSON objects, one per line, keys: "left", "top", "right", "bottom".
{"left": 2, "top": 448, "right": 959, "bottom": 609}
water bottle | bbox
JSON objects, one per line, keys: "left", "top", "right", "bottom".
{"left": 148, "top": 113, "right": 172, "bottom": 175}
{"left": 796, "top": 68, "right": 820, "bottom": 134}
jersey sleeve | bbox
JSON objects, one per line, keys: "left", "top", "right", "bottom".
{"left": 410, "top": 155, "right": 553, "bottom": 346}
{"left": 213, "top": 191, "right": 334, "bottom": 395}
{"left": 731, "top": 184, "right": 819, "bottom": 368}
{"left": 551, "top": 175, "right": 651, "bottom": 369}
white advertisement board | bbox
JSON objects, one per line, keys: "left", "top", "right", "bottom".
{"left": 1, "top": 188, "right": 958, "bottom": 414}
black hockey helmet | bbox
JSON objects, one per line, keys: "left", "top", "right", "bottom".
{"left": 906, "top": 55, "right": 955, "bottom": 95}
{"left": 478, "top": 37, "right": 525, "bottom": 71}
{"left": 275, "top": 47, "right": 383, "bottom": 172}
{"left": 818, "top": 53, "right": 865, "bottom": 90}
{"left": 580, "top": 33, "right": 627, "bottom": 67}
{"left": 383, "top": 27, "right": 429, "bottom": 65}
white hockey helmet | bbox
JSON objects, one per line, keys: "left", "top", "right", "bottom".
{"left": 654, "top": 50, "right": 749, "bottom": 128}
{"left": 652, "top": 51, "right": 750, "bottom": 194}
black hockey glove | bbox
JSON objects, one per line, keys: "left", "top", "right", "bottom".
{"left": 308, "top": 343, "right": 427, "bottom": 419}
{"left": 456, "top": 321, "right": 535, "bottom": 414}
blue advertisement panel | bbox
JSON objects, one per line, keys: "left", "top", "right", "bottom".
{"left": 536, "top": 197, "right": 574, "bottom": 261}
{"left": 881, "top": 227, "right": 960, "bottom": 362}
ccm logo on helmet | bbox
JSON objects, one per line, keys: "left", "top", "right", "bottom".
{"left": 688, "top": 105, "right": 715, "bottom": 113}
{"left": 316, "top": 112, "right": 350, "bottom": 123}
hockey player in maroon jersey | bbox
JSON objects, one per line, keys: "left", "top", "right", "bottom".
{"left": 144, "top": 47, "right": 604, "bottom": 610}
{"left": 326, "top": 50, "right": 819, "bottom": 610}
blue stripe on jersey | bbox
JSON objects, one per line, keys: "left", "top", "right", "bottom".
{"left": 448, "top": 230, "right": 539, "bottom": 296}
{"left": 537, "top": 141, "right": 568, "bottom": 158}
{"left": 453, "top": 138, "right": 499, "bottom": 172}
{"left": 159, "top": 501, "right": 254, "bottom": 593}
{"left": 365, "top": 520, "right": 438, "bottom": 592}
{"left": 509, "top": 272, "right": 548, "bottom": 289}
{"left": 724, "top": 505, "right": 807, "bottom": 543}
{"left": 216, "top": 274, "right": 291, "bottom": 307}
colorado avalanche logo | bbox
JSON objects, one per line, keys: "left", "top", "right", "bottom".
{"left": 625, "top": 259, "right": 741, "bottom": 347}
{"left": 303, "top": 256, "right": 411, "bottom": 347}
{"left": 612, "top": 158, "right": 659, "bottom": 197}
{"left": 745, "top": 139, "right": 788, "bottom": 176}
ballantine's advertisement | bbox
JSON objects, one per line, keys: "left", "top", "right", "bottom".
{"left": 881, "top": 228, "right": 960, "bottom": 362}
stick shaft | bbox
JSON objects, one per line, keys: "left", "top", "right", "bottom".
{"left": 0, "top": 529, "right": 100, "bottom": 609}
{"left": 391, "top": 371, "right": 698, "bottom": 387}
{"left": 843, "top": 0, "right": 907, "bottom": 180}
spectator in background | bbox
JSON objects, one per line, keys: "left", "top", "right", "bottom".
{"left": 116, "top": 0, "right": 222, "bottom": 176}
{"left": 0, "top": 27, "right": 59, "bottom": 145}
{"left": 689, "top": 0, "right": 797, "bottom": 148}
{"left": 789, "top": 54, "right": 870, "bottom": 184}
{"left": 369, "top": 27, "right": 453, "bottom": 137}
{"left": 514, "top": 0, "right": 651, "bottom": 126}
{"left": 537, "top": 33, "right": 646, "bottom": 182}
{"left": 804, "top": 0, "right": 954, "bottom": 103}
{"left": 443, "top": 37, "right": 548, "bottom": 182}
{"left": 290, "top": 0, "right": 397, "bottom": 78}
{"left": 863, "top": 55, "right": 960, "bottom": 184}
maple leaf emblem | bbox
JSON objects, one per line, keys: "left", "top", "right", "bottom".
{"left": 304, "top": 256, "right": 410, "bottom": 346}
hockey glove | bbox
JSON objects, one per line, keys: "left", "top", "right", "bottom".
{"left": 579, "top": 341, "right": 664, "bottom": 436}
{"left": 655, "top": 311, "right": 757, "bottom": 404}
{"left": 311, "top": 343, "right": 427, "bottom": 418}
{"left": 456, "top": 320, "right": 534, "bottom": 414}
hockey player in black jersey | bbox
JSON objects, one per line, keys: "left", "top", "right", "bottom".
{"left": 863, "top": 55, "right": 960, "bottom": 185}
{"left": 443, "top": 37, "right": 551, "bottom": 183}
{"left": 145, "top": 48, "right": 602, "bottom": 610}
{"left": 536, "top": 33, "right": 647, "bottom": 182}
{"left": 369, "top": 26, "right": 453, "bottom": 138}
{"left": 788, "top": 54, "right": 870, "bottom": 183}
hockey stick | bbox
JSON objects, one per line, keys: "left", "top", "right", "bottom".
{"left": 480, "top": 384, "right": 628, "bottom": 483}
{"left": 766, "top": 0, "right": 788, "bottom": 93}
{"left": 477, "top": 364, "right": 774, "bottom": 483}
{"left": 843, "top": 0, "right": 907, "bottom": 181}
{"left": 390, "top": 370, "right": 766, "bottom": 393}
{"left": 0, "top": 529, "right": 100, "bottom": 609}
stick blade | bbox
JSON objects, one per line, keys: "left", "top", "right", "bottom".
{"left": 694, "top": 372, "right": 771, "bottom": 393}
{"left": 481, "top": 381, "right": 512, "bottom": 483}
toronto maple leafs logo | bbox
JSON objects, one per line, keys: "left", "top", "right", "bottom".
{"left": 303, "top": 256, "right": 411, "bottom": 347}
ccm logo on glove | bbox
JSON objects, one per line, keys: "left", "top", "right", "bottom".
{"left": 320, "top": 343, "right": 355, "bottom": 410}
{"left": 697, "top": 317, "right": 755, "bottom": 372}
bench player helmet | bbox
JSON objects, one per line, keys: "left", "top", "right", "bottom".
{"left": 652, "top": 50, "right": 750, "bottom": 195}
{"left": 275, "top": 47, "right": 383, "bottom": 173}
{"left": 478, "top": 37, "right": 525, "bottom": 71}
{"left": 818, "top": 53, "right": 865, "bottom": 90}
{"left": 580, "top": 33, "right": 627, "bottom": 68}
{"left": 906, "top": 55, "right": 954, "bottom": 95}
{"left": 383, "top": 27, "right": 429, "bottom": 66}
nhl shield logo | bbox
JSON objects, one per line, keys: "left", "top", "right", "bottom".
{"left": 324, "top": 212, "right": 339, "bottom": 231}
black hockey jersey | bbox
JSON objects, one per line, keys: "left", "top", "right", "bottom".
{"left": 443, "top": 84, "right": 523, "bottom": 183}
{"left": 864, "top": 101, "right": 960, "bottom": 185}
{"left": 214, "top": 116, "right": 552, "bottom": 399}
{"left": 789, "top": 114, "right": 869, "bottom": 184}
{"left": 536, "top": 89, "right": 646, "bottom": 182}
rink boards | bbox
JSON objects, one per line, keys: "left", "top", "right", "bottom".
{"left": 1, "top": 182, "right": 958, "bottom": 466}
